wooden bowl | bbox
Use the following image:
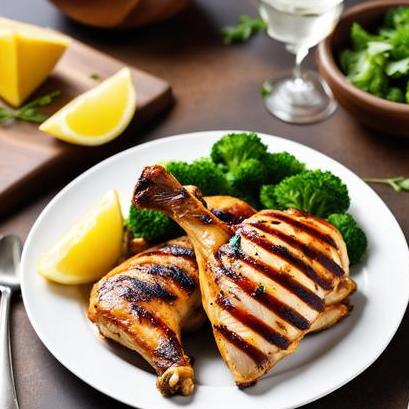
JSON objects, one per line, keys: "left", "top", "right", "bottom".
{"left": 317, "top": 0, "right": 409, "bottom": 137}
{"left": 49, "top": 0, "right": 192, "bottom": 28}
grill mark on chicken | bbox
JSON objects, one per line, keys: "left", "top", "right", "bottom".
{"left": 142, "top": 244, "right": 195, "bottom": 260}
{"left": 134, "top": 264, "right": 196, "bottom": 294}
{"left": 211, "top": 209, "right": 244, "bottom": 225}
{"left": 249, "top": 222, "right": 345, "bottom": 277}
{"left": 240, "top": 228, "right": 333, "bottom": 291}
{"left": 216, "top": 295, "right": 290, "bottom": 349}
{"left": 99, "top": 275, "right": 177, "bottom": 303}
{"left": 215, "top": 253, "right": 311, "bottom": 330}
{"left": 223, "top": 250, "right": 325, "bottom": 312}
{"left": 263, "top": 211, "right": 338, "bottom": 249}
{"left": 214, "top": 324, "right": 268, "bottom": 367}
{"left": 131, "top": 304, "right": 186, "bottom": 370}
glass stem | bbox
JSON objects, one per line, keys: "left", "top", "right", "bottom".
{"left": 293, "top": 47, "right": 309, "bottom": 80}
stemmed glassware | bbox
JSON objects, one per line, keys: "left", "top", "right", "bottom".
{"left": 259, "top": 0, "right": 344, "bottom": 124}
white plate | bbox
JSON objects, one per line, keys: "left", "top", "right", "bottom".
{"left": 21, "top": 131, "right": 409, "bottom": 409}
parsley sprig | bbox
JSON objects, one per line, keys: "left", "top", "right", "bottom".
{"left": 364, "top": 176, "right": 409, "bottom": 192}
{"left": 222, "top": 15, "right": 266, "bottom": 44}
{"left": 0, "top": 90, "right": 60, "bottom": 125}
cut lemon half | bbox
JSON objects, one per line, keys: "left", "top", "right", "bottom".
{"left": 36, "top": 190, "right": 124, "bottom": 284}
{"left": 39, "top": 67, "right": 137, "bottom": 145}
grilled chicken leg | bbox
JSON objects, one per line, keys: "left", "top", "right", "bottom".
{"left": 88, "top": 194, "right": 255, "bottom": 396}
{"left": 133, "top": 165, "right": 356, "bottom": 387}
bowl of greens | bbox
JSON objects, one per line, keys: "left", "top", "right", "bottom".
{"left": 317, "top": 0, "right": 409, "bottom": 137}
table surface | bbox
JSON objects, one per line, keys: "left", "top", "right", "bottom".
{"left": 1, "top": 0, "right": 408, "bottom": 408}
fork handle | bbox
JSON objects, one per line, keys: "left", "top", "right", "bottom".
{"left": 0, "top": 288, "right": 19, "bottom": 409}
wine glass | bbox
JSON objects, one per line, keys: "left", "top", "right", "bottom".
{"left": 259, "top": 0, "right": 344, "bottom": 124}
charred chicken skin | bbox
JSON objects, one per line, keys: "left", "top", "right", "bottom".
{"left": 88, "top": 195, "right": 255, "bottom": 396}
{"left": 133, "top": 165, "right": 356, "bottom": 388}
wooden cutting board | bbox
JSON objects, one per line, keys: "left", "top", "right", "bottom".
{"left": 0, "top": 37, "right": 172, "bottom": 217}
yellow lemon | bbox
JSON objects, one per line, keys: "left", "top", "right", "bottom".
{"left": 39, "top": 67, "right": 137, "bottom": 145}
{"left": 36, "top": 190, "right": 124, "bottom": 284}
{"left": 0, "top": 17, "right": 69, "bottom": 107}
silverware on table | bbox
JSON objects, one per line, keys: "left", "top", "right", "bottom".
{"left": 0, "top": 235, "right": 22, "bottom": 409}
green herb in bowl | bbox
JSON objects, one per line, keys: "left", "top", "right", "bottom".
{"left": 340, "top": 7, "right": 409, "bottom": 103}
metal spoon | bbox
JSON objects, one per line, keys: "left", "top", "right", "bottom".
{"left": 0, "top": 235, "right": 22, "bottom": 409}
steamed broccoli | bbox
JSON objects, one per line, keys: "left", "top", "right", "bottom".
{"left": 165, "top": 158, "right": 227, "bottom": 195}
{"left": 261, "top": 170, "right": 350, "bottom": 218}
{"left": 259, "top": 184, "right": 278, "bottom": 209}
{"left": 211, "top": 132, "right": 268, "bottom": 171}
{"left": 211, "top": 132, "right": 269, "bottom": 193}
{"left": 259, "top": 151, "right": 306, "bottom": 209}
{"left": 228, "top": 158, "right": 268, "bottom": 190}
{"left": 327, "top": 213, "right": 368, "bottom": 265}
{"left": 127, "top": 206, "right": 181, "bottom": 242}
{"left": 265, "top": 152, "right": 305, "bottom": 183}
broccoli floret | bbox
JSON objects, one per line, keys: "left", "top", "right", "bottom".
{"left": 260, "top": 151, "right": 306, "bottom": 208}
{"left": 228, "top": 158, "right": 268, "bottom": 190}
{"left": 265, "top": 152, "right": 305, "bottom": 183}
{"left": 270, "top": 170, "right": 350, "bottom": 218}
{"left": 165, "top": 158, "right": 227, "bottom": 195}
{"left": 211, "top": 132, "right": 268, "bottom": 172}
{"left": 259, "top": 184, "right": 278, "bottom": 209}
{"left": 127, "top": 206, "right": 181, "bottom": 242}
{"left": 211, "top": 132, "right": 269, "bottom": 196}
{"left": 327, "top": 213, "right": 368, "bottom": 265}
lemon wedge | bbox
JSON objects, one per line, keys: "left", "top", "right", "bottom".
{"left": 36, "top": 190, "right": 124, "bottom": 285}
{"left": 39, "top": 67, "right": 137, "bottom": 146}
{"left": 0, "top": 17, "right": 69, "bottom": 107}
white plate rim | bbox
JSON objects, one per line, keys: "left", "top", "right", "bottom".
{"left": 20, "top": 130, "right": 409, "bottom": 409}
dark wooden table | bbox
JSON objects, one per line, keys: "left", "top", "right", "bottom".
{"left": 1, "top": 0, "right": 408, "bottom": 408}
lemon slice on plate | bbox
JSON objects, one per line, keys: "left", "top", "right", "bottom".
{"left": 39, "top": 67, "right": 137, "bottom": 146}
{"left": 36, "top": 190, "right": 124, "bottom": 284}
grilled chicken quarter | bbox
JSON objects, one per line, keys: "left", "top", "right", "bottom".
{"left": 133, "top": 165, "right": 357, "bottom": 388}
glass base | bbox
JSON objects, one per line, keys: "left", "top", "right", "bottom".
{"left": 262, "top": 71, "right": 337, "bottom": 124}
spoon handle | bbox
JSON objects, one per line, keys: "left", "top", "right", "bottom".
{"left": 0, "top": 288, "right": 19, "bottom": 409}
